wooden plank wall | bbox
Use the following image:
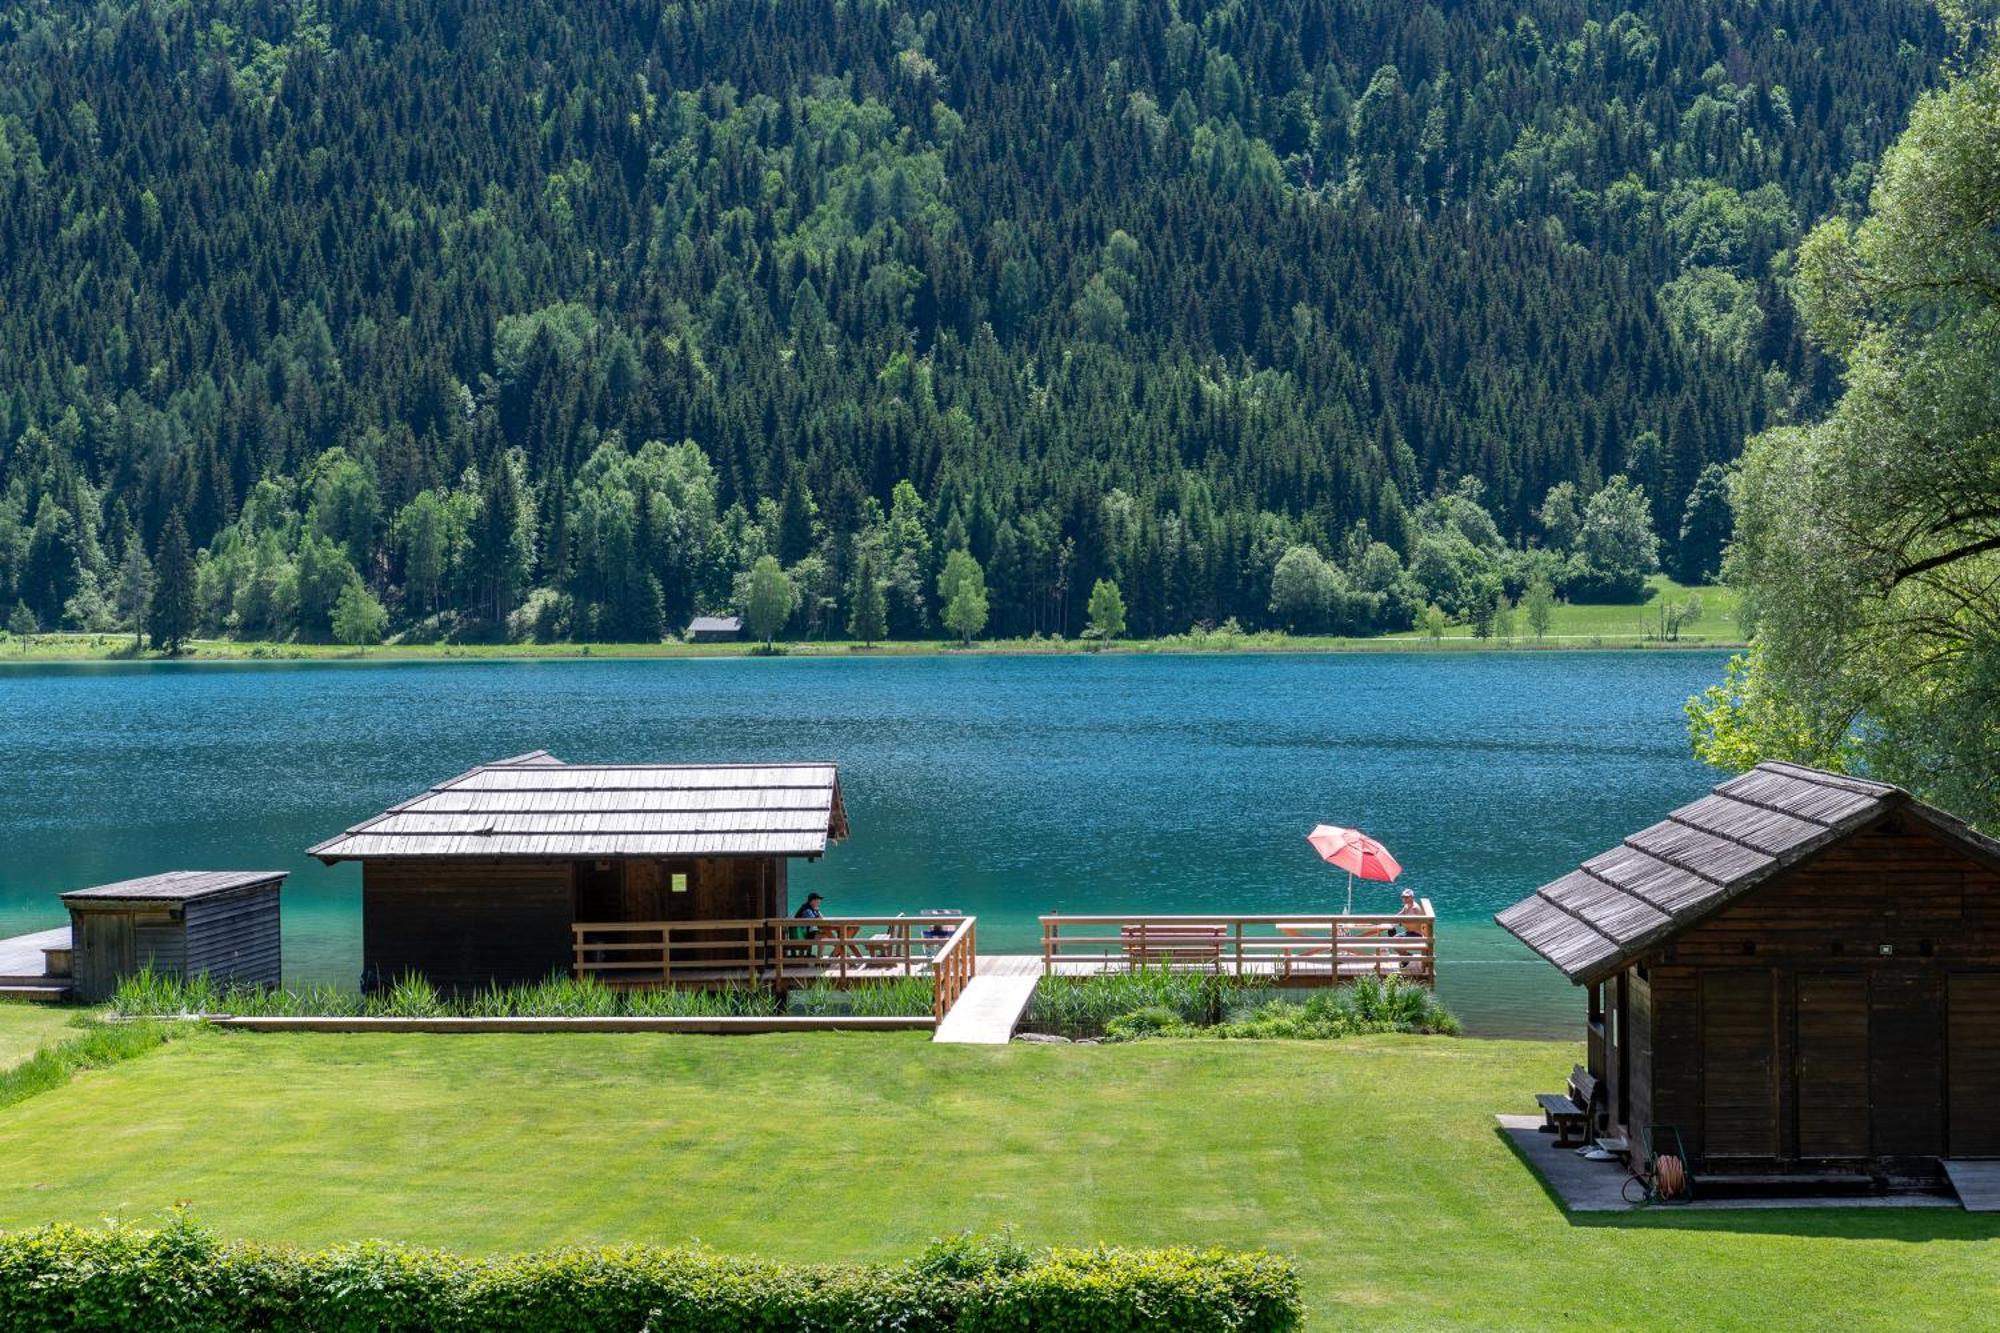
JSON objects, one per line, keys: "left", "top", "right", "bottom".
{"left": 1640, "top": 817, "right": 2000, "bottom": 1168}
{"left": 184, "top": 885, "right": 282, "bottom": 989}
{"left": 1949, "top": 976, "right": 2000, "bottom": 1155}
{"left": 1625, "top": 970, "right": 1653, "bottom": 1137}
{"left": 69, "top": 912, "right": 141, "bottom": 1001}
{"left": 364, "top": 859, "right": 573, "bottom": 991}
{"left": 1794, "top": 973, "right": 1869, "bottom": 1158}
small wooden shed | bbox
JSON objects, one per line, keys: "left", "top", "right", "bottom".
{"left": 1498, "top": 762, "right": 2000, "bottom": 1184}
{"left": 61, "top": 870, "right": 287, "bottom": 1001}
{"left": 686, "top": 615, "right": 742, "bottom": 642}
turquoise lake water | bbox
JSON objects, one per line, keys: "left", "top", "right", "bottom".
{"left": 0, "top": 651, "right": 1731, "bottom": 1037}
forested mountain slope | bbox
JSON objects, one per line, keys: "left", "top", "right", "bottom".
{"left": 0, "top": 0, "right": 1945, "bottom": 640}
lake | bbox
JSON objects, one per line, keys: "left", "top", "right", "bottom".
{"left": 0, "top": 650, "right": 1730, "bottom": 1037}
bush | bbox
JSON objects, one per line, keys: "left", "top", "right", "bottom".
{"left": 1024, "top": 967, "right": 1261, "bottom": 1037}
{"left": 0, "top": 1216, "right": 1303, "bottom": 1332}
{"left": 1030, "top": 971, "right": 1460, "bottom": 1043}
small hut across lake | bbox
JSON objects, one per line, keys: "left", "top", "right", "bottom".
{"left": 309, "top": 751, "right": 848, "bottom": 991}
{"left": 1498, "top": 761, "right": 2000, "bottom": 1185}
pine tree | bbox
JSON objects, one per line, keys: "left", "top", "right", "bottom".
{"left": 1675, "top": 463, "right": 1733, "bottom": 585}
{"left": 147, "top": 511, "right": 196, "bottom": 654}
{"left": 846, "top": 548, "right": 887, "bottom": 646}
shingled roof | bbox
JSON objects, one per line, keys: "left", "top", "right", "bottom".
{"left": 1496, "top": 761, "right": 2000, "bottom": 985}
{"left": 61, "top": 869, "right": 288, "bottom": 904}
{"left": 308, "top": 752, "right": 847, "bottom": 862}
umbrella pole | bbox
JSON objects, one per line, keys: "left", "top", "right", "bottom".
{"left": 1344, "top": 872, "right": 1354, "bottom": 917}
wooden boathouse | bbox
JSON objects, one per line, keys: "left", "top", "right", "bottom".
{"left": 62, "top": 869, "right": 287, "bottom": 1001}
{"left": 1497, "top": 761, "right": 2000, "bottom": 1184}
{"left": 308, "top": 751, "right": 886, "bottom": 992}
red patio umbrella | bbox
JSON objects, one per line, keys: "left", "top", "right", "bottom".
{"left": 1306, "top": 824, "right": 1402, "bottom": 914}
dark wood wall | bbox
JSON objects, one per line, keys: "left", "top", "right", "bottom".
{"left": 364, "top": 859, "right": 575, "bottom": 991}
{"left": 185, "top": 885, "right": 282, "bottom": 990}
{"left": 1634, "top": 816, "right": 2000, "bottom": 1172}
{"left": 67, "top": 883, "right": 281, "bottom": 1001}
{"left": 362, "top": 855, "right": 786, "bottom": 992}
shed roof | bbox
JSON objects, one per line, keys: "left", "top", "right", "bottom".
{"left": 307, "top": 752, "right": 847, "bottom": 862}
{"left": 61, "top": 869, "right": 288, "bottom": 905}
{"left": 687, "top": 616, "right": 742, "bottom": 633}
{"left": 1495, "top": 761, "right": 2000, "bottom": 985}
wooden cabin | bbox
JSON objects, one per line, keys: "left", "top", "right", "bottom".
{"left": 308, "top": 751, "right": 846, "bottom": 992}
{"left": 686, "top": 615, "right": 743, "bottom": 643}
{"left": 1498, "top": 761, "right": 2000, "bottom": 1185}
{"left": 62, "top": 870, "right": 287, "bottom": 1001}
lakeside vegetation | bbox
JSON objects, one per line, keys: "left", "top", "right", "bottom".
{"left": 4, "top": 575, "right": 1739, "bottom": 662}
{"left": 0, "top": 1010, "right": 1993, "bottom": 1330}
{"left": 1021, "top": 969, "right": 1459, "bottom": 1040}
{"left": 108, "top": 969, "right": 939, "bottom": 1020}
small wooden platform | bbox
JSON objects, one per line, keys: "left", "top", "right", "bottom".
{"left": 933, "top": 956, "right": 1042, "bottom": 1044}
{"left": 0, "top": 926, "right": 73, "bottom": 1001}
{"left": 1943, "top": 1160, "right": 2000, "bottom": 1212}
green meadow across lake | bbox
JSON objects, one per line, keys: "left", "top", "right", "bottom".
{"left": 0, "top": 650, "right": 1729, "bottom": 1037}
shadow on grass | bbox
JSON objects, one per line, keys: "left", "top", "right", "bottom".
{"left": 1493, "top": 1125, "right": 1987, "bottom": 1242}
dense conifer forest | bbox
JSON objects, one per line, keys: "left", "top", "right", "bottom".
{"left": 0, "top": 0, "right": 1946, "bottom": 643}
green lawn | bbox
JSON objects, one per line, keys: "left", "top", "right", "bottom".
{"left": 1385, "top": 575, "right": 1742, "bottom": 646}
{"left": 0, "top": 1024, "right": 1991, "bottom": 1329}
{"left": 0, "top": 1002, "right": 83, "bottom": 1069}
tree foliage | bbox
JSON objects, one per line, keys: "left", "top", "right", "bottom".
{"left": 0, "top": 0, "right": 1948, "bottom": 644}
{"left": 1695, "top": 42, "right": 2000, "bottom": 829}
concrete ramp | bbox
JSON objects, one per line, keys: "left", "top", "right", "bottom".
{"left": 933, "top": 972, "right": 1038, "bottom": 1044}
{"left": 1944, "top": 1160, "right": 2000, "bottom": 1211}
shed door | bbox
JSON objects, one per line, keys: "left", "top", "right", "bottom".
{"left": 1870, "top": 971, "right": 1945, "bottom": 1158}
{"left": 1701, "top": 971, "right": 1777, "bottom": 1158}
{"left": 1949, "top": 975, "right": 2000, "bottom": 1157}
{"left": 1795, "top": 974, "right": 1869, "bottom": 1158}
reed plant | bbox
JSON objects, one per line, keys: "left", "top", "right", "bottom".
{"left": 1100, "top": 976, "right": 1461, "bottom": 1042}
{"left": 111, "top": 968, "right": 802, "bottom": 1020}
{"left": 1024, "top": 966, "right": 1267, "bottom": 1037}
{"left": 790, "top": 975, "right": 935, "bottom": 1017}
{"left": 623, "top": 984, "right": 781, "bottom": 1017}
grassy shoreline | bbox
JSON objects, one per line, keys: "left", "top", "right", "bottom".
{"left": 0, "top": 577, "right": 1743, "bottom": 664}
{"left": 0, "top": 630, "right": 1746, "bottom": 664}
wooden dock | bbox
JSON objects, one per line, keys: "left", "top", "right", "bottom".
{"left": 932, "top": 956, "right": 1041, "bottom": 1044}
{"left": 0, "top": 926, "right": 73, "bottom": 1001}
{"left": 1943, "top": 1160, "right": 2000, "bottom": 1211}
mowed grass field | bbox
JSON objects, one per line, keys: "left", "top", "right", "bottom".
{"left": 0, "top": 1002, "right": 83, "bottom": 1068}
{"left": 0, "top": 1013, "right": 1993, "bottom": 1331}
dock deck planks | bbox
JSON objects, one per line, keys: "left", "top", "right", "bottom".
{"left": 1943, "top": 1160, "right": 2000, "bottom": 1211}
{"left": 933, "top": 956, "right": 1043, "bottom": 1043}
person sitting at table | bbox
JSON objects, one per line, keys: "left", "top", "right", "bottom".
{"left": 788, "top": 893, "right": 826, "bottom": 947}
{"left": 1392, "top": 888, "right": 1423, "bottom": 936}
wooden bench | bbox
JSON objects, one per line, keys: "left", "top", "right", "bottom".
{"left": 1535, "top": 1065, "right": 1599, "bottom": 1148}
{"left": 1121, "top": 924, "right": 1224, "bottom": 966}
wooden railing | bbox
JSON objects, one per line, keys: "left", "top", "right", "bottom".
{"left": 572, "top": 915, "right": 975, "bottom": 992}
{"left": 929, "top": 917, "right": 977, "bottom": 1021}
{"left": 1039, "top": 904, "right": 1435, "bottom": 986}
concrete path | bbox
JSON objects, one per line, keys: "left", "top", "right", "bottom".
{"left": 1943, "top": 1160, "right": 2000, "bottom": 1211}
{"left": 1498, "top": 1114, "right": 1954, "bottom": 1211}
{"left": 933, "top": 958, "right": 1041, "bottom": 1044}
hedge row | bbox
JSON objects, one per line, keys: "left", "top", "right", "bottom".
{"left": 0, "top": 1217, "right": 1301, "bottom": 1332}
